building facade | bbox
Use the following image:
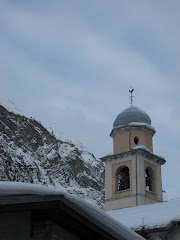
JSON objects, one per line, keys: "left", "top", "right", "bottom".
{"left": 101, "top": 106, "right": 166, "bottom": 211}
{"left": 0, "top": 182, "right": 144, "bottom": 240}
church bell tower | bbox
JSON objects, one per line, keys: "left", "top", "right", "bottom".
{"left": 101, "top": 90, "right": 166, "bottom": 211}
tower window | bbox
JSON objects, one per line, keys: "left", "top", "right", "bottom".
{"left": 134, "top": 136, "right": 139, "bottom": 145}
{"left": 116, "top": 166, "right": 130, "bottom": 191}
{"left": 145, "top": 166, "right": 155, "bottom": 192}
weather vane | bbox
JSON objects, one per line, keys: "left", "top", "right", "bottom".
{"left": 129, "top": 87, "right": 134, "bottom": 106}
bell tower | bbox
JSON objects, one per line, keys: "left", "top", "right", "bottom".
{"left": 101, "top": 91, "right": 166, "bottom": 211}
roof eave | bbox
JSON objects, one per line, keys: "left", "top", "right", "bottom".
{"left": 0, "top": 194, "right": 144, "bottom": 240}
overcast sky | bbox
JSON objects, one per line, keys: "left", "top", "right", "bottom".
{"left": 1, "top": 1, "right": 180, "bottom": 190}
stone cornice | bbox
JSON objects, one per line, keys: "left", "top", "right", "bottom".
{"left": 105, "top": 192, "right": 162, "bottom": 203}
{"left": 110, "top": 124, "right": 156, "bottom": 138}
{"left": 100, "top": 148, "right": 166, "bottom": 165}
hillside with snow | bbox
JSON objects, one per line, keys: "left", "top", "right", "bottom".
{"left": 0, "top": 97, "right": 105, "bottom": 208}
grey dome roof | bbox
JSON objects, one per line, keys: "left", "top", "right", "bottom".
{"left": 113, "top": 106, "right": 151, "bottom": 128}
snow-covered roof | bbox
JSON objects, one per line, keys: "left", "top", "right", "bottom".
{"left": 0, "top": 182, "right": 144, "bottom": 240}
{"left": 101, "top": 147, "right": 166, "bottom": 165}
{"left": 133, "top": 145, "right": 165, "bottom": 162}
{"left": 113, "top": 106, "right": 151, "bottom": 128}
{"left": 107, "top": 200, "right": 180, "bottom": 231}
{"left": 110, "top": 121, "right": 156, "bottom": 138}
{"left": 128, "top": 122, "right": 155, "bottom": 131}
{"left": 0, "top": 181, "right": 65, "bottom": 196}
{"left": 133, "top": 145, "right": 151, "bottom": 152}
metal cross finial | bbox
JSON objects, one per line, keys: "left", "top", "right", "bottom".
{"left": 129, "top": 87, "right": 134, "bottom": 106}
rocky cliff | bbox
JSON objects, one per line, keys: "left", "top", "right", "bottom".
{"left": 0, "top": 100, "right": 105, "bottom": 208}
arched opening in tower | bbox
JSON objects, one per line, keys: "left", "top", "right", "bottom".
{"left": 145, "top": 166, "right": 155, "bottom": 192}
{"left": 116, "top": 166, "right": 130, "bottom": 191}
{"left": 134, "top": 136, "right": 139, "bottom": 145}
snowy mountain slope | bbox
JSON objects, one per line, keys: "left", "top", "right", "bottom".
{"left": 0, "top": 101, "right": 105, "bottom": 208}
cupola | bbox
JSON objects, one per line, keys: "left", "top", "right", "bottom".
{"left": 110, "top": 106, "right": 155, "bottom": 154}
